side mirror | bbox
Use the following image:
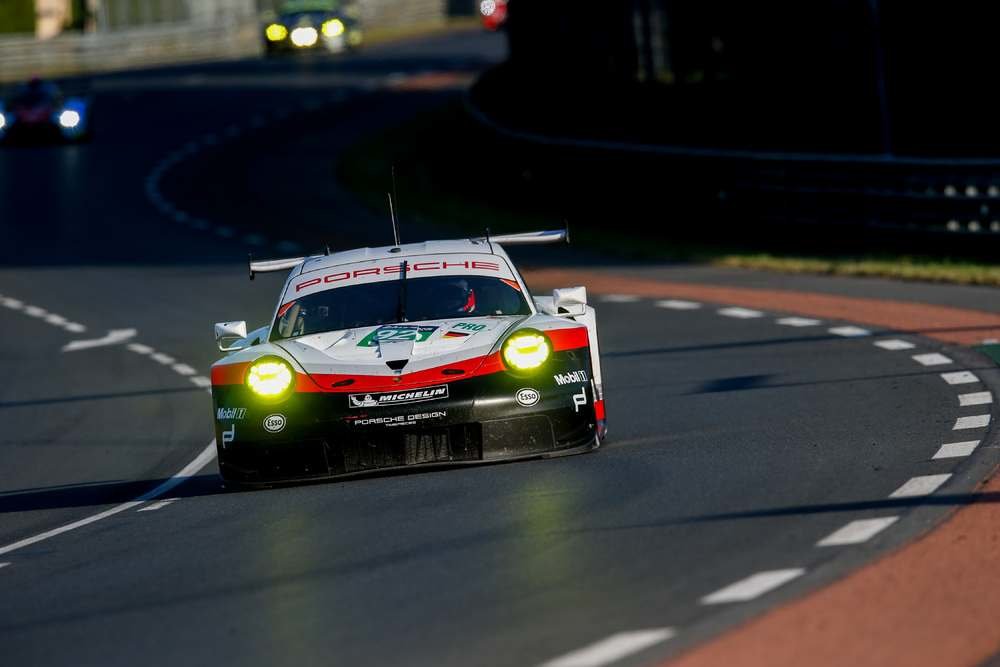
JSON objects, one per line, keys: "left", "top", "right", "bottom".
{"left": 552, "top": 286, "right": 588, "bottom": 317}
{"left": 215, "top": 321, "right": 248, "bottom": 352}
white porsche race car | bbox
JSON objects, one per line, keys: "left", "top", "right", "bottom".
{"left": 210, "top": 229, "right": 605, "bottom": 485}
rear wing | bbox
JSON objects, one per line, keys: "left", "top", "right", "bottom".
{"left": 477, "top": 227, "right": 570, "bottom": 246}
{"left": 246, "top": 227, "right": 569, "bottom": 280}
{"left": 248, "top": 255, "right": 308, "bottom": 280}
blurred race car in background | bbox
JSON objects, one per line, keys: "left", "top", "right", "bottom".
{"left": 0, "top": 78, "right": 90, "bottom": 144}
{"left": 262, "top": 0, "right": 363, "bottom": 55}
{"left": 479, "top": 0, "right": 508, "bottom": 31}
{"left": 210, "top": 229, "right": 606, "bottom": 486}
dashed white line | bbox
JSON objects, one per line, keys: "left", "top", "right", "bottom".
{"left": 817, "top": 517, "right": 899, "bottom": 546}
{"left": 62, "top": 328, "right": 137, "bottom": 352}
{"left": 150, "top": 352, "right": 176, "bottom": 365}
{"left": 718, "top": 307, "right": 764, "bottom": 319}
{"left": 959, "top": 391, "right": 992, "bottom": 406}
{"left": 933, "top": 440, "right": 980, "bottom": 459}
{"left": 954, "top": 414, "right": 990, "bottom": 430}
{"left": 0, "top": 440, "right": 216, "bottom": 557}
{"left": 215, "top": 226, "right": 235, "bottom": 238}
{"left": 1, "top": 297, "right": 24, "bottom": 309}
{"left": 599, "top": 294, "right": 640, "bottom": 303}
{"left": 941, "top": 371, "right": 979, "bottom": 385}
{"left": 874, "top": 339, "right": 915, "bottom": 350}
{"left": 539, "top": 629, "right": 676, "bottom": 667}
{"left": 700, "top": 569, "right": 805, "bottom": 604}
{"left": 172, "top": 364, "right": 197, "bottom": 376}
{"left": 0, "top": 562, "right": 9, "bottom": 569}
{"left": 912, "top": 353, "right": 953, "bottom": 366}
{"left": 776, "top": 317, "right": 821, "bottom": 327}
{"left": 829, "top": 326, "right": 871, "bottom": 337}
{"left": 889, "top": 474, "right": 952, "bottom": 498}
{"left": 127, "top": 342, "right": 154, "bottom": 354}
{"left": 191, "top": 376, "right": 212, "bottom": 388}
{"left": 44, "top": 313, "right": 67, "bottom": 326}
{"left": 23, "top": 305, "right": 47, "bottom": 317}
{"left": 63, "top": 322, "right": 86, "bottom": 333}
{"left": 136, "top": 498, "right": 179, "bottom": 512}
{"left": 656, "top": 299, "right": 701, "bottom": 310}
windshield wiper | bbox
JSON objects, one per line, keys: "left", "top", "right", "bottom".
{"left": 396, "top": 260, "right": 408, "bottom": 323}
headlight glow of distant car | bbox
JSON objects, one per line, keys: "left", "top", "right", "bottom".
{"left": 290, "top": 26, "right": 319, "bottom": 47}
{"left": 322, "top": 18, "right": 345, "bottom": 37}
{"left": 58, "top": 109, "right": 81, "bottom": 129}
{"left": 502, "top": 331, "right": 551, "bottom": 371}
{"left": 266, "top": 23, "right": 288, "bottom": 41}
{"left": 246, "top": 359, "right": 294, "bottom": 398}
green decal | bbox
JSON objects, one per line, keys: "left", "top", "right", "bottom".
{"left": 358, "top": 325, "right": 437, "bottom": 347}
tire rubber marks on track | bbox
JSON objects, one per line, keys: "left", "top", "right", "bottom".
{"left": 539, "top": 629, "right": 676, "bottom": 667}
{"left": 700, "top": 569, "right": 806, "bottom": 605}
{"left": 817, "top": 517, "right": 899, "bottom": 547}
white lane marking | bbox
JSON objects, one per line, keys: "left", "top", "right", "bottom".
{"left": 959, "top": 391, "right": 993, "bottom": 406}
{"left": 0, "top": 562, "right": 9, "bottom": 569}
{"left": 63, "top": 322, "right": 86, "bottom": 333}
{"left": 817, "top": 517, "right": 899, "bottom": 546}
{"left": 599, "top": 294, "right": 640, "bottom": 303}
{"left": 215, "top": 226, "right": 235, "bottom": 238}
{"left": 941, "top": 371, "right": 979, "bottom": 385}
{"left": 150, "top": 352, "right": 176, "bottom": 365}
{"left": 933, "top": 440, "right": 980, "bottom": 459}
{"left": 191, "top": 376, "right": 212, "bottom": 388}
{"left": 539, "top": 629, "right": 676, "bottom": 667}
{"left": 23, "top": 305, "right": 47, "bottom": 317}
{"left": 136, "top": 498, "right": 179, "bottom": 512}
{"left": 889, "top": 474, "right": 952, "bottom": 498}
{"left": 700, "top": 569, "right": 805, "bottom": 604}
{"left": 954, "top": 414, "right": 990, "bottom": 430}
{"left": 656, "top": 299, "right": 701, "bottom": 310}
{"left": 127, "top": 342, "right": 154, "bottom": 354}
{"left": 718, "top": 307, "right": 764, "bottom": 319}
{"left": 44, "top": 313, "right": 67, "bottom": 326}
{"left": 874, "top": 339, "right": 915, "bottom": 350}
{"left": 172, "top": 364, "right": 196, "bottom": 376}
{"left": 62, "top": 328, "right": 137, "bottom": 352}
{"left": 829, "top": 326, "right": 871, "bottom": 337}
{"left": 912, "top": 353, "right": 953, "bottom": 366}
{"left": 776, "top": 317, "right": 821, "bottom": 327}
{"left": 0, "top": 440, "right": 216, "bottom": 557}
{"left": 1, "top": 297, "right": 24, "bottom": 309}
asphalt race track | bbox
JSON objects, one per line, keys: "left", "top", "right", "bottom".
{"left": 2, "top": 29, "right": 999, "bottom": 667}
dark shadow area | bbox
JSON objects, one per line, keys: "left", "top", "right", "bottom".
{"left": 0, "top": 386, "right": 206, "bottom": 409}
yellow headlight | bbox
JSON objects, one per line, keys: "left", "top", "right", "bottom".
{"left": 247, "top": 360, "right": 294, "bottom": 398}
{"left": 322, "top": 18, "right": 345, "bottom": 37}
{"left": 502, "top": 332, "right": 551, "bottom": 371}
{"left": 265, "top": 23, "right": 288, "bottom": 41}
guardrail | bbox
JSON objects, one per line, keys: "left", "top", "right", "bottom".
{"left": 0, "top": 20, "right": 261, "bottom": 83}
{"left": 0, "top": 0, "right": 456, "bottom": 84}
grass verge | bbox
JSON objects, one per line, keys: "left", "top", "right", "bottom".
{"left": 338, "top": 101, "right": 1000, "bottom": 287}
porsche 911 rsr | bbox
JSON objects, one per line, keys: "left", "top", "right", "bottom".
{"left": 0, "top": 78, "right": 90, "bottom": 144}
{"left": 262, "top": 0, "right": 363, "bottom": 55}
{"left": 210, "top": 230, "right": 605, "bottom": 485}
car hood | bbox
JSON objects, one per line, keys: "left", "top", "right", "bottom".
{"left": 274, "top": 316, "right": 524, "bottom": 380}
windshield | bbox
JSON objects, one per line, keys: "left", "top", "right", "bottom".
{"left": 272, "top": 275, "right": 530, "bottom": 340}
{"left": 280, "top": 0, "right": 341, "bottom": 13}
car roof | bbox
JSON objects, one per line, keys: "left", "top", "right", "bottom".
{"left": 297, "top": 238, "right": 508, "bottom": 275}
